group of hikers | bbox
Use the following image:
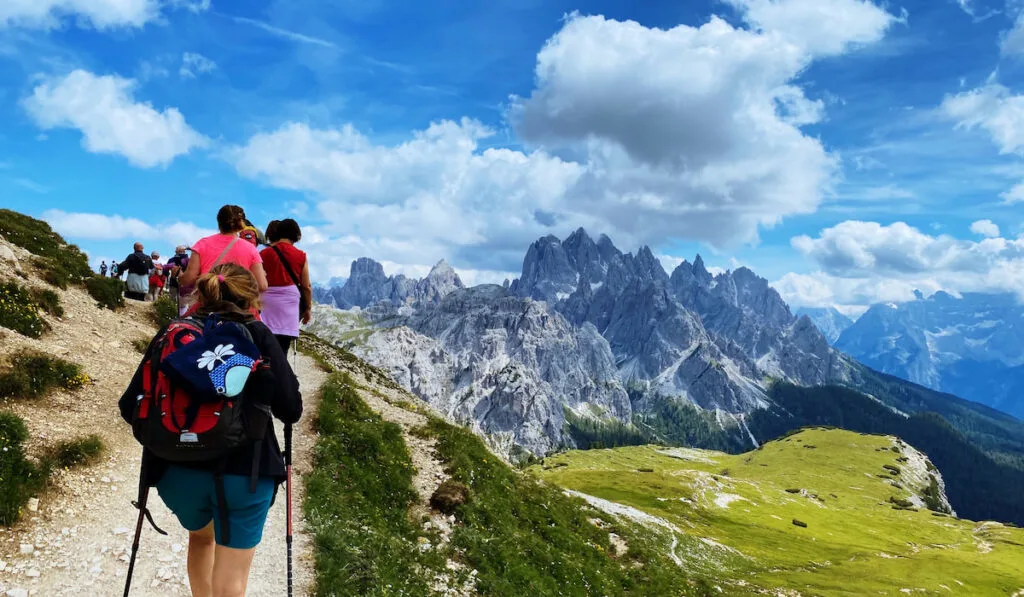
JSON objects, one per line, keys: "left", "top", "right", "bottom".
{"left": 100, "top": 245, "right": 186, "bottom": 303}
{"left": 118, "top": 205, "right": 313, "bottom": 597}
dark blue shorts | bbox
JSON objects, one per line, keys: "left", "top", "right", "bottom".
{"left": 156, "top": 464, "right": 275, "bottom": 549}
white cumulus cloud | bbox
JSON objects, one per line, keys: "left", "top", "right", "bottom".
{"left": 231, "top": 2, "right": 897, "bottom": 274}
{"left": 776, "top": 220, "right": 1024, "bottom": 307}
{"left": 231, "top": 118, "right": 586, "bottom": 271}
{"left": 23, "top": 69, "right": 206, "bottom": 168}
{"left": 42, "top": 209, "right": 216, "bottom": 246}
{"left": 941, "top": 83, "right": 1024, "bottom": 154}
{"left": 0, "top": 0, "right": 160, "bottom": 30}
{"left": 725, "top": 0, "right": 899, "bottom": 57}
{"left": 971, "top": 219, "right": 1001, "bottom": 238}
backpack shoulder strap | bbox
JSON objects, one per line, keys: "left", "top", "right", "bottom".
{"left": 209, "top": 237, "right": 241, "bottom": 270}
{"left": 270, "top": 245, "right": 302, "bottom": 288}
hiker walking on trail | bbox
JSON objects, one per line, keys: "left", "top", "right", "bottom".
{"left": 178, "top": 205, "right": 268, "bottom": 316}
{"left": 119, "top": 242, "right": 153, "bottom": 302}
{"left": 99, "top": 261, "right": 108, "bottom": 277}
{"left": 119, "top": 263, "right": 302, "bottom": 597}
{"left": 110, "top": 262, "right": 119, "bottom": 278}
{"left": 166, "top": 245, "right": 191, "bottom": 308}
{"left": 147, "top": 264, "right": 165, "bottom": 301}
{"left": 260, "top": 218, "right": 312, "bottom": 354}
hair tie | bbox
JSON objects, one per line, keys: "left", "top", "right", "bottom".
{"left": 217, "top": 275, "right": 225, "bottom": 282}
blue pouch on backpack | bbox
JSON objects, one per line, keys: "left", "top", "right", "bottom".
{"left": 161, "top": 315, "right": 262, "bottom": 401}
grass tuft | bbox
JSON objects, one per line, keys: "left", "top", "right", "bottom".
{"left": 151, "top": 295, "right": 178, "bottom": 328}
{"left": 0, "top": 281, "right": 47, "bottom": 338}
{"left": 85, "top": 276, "right": 125, "bottom": 311}
{"left": 0, "top": 351, "right": 88, "bottom": 400}
{"left": 0, "top": 412, "right": 47, "bottom": 525}
{"left": 29, "top": 287, "right": 63, "bottom": 317}
{"left": 49, "top": 434, "right": 105, "bottom": 469}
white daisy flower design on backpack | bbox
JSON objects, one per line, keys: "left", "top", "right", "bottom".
{"left": 197, "top": 344, "right": 236, "bottom": 371}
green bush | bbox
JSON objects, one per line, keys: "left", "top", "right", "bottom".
{"left": 0, "top": 412, "right": 47, "bottom": 525}
{"left": 29, "top": 287, "right": 63, "bottom": 317}
{"left": 85, "top": 276, "right": 124, "bottom": 311}
{"left": 0, "top": 351, "right": 88, "bottom": 399}
{"left": 49, "top": 434, "right": 104, "bottom": 469}
{"left": 152, "top": 295, "right": 178, "bottom": 328}
{"left": 0, "top": 282, "right": 46, "bottom": 338}
{"left": 0, "top": 210, "right": 91, "bottom": 287}
{"left": 792, "top": 519, "right": 808, "bottom": 528}
{"left": 131, "top": 338, "right": 150, "bottom": 353}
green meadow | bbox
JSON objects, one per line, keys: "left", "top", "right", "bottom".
{"left": 533, "top": 428, "right": 1024, "bottom": 596}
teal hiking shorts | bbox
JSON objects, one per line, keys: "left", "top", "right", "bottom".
{"left": 156, "top": 464, "right": 275, "bottom": 549}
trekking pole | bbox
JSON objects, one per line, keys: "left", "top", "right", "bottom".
{"left": 285, "top": 423, "right": 294, "bottom": 597}
{"left": 124, "top": 456, "right": 166, "bottom": 597}
{"left": 123, "top": 487, "right": 147, "bottom": 597}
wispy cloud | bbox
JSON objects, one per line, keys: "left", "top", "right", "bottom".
{"left": 953, "top": 0, "right": 1000, "bottom": 21}
{"left": 228, "top": 15, "right": 338, "bottom": 49}
{"left": 8, "top": 176, "right": 48, "bottom": 193}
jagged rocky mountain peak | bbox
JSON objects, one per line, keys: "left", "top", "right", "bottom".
{"left": 350, "top": 256, "right": 386, "bottom": 278}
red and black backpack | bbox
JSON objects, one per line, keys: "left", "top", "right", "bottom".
{"left": 130, "top": 317, "right": 268, "bottom": 464}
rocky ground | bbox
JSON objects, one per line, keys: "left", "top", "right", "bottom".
{"left": 0, "top": 237, "right": 325, "bottom": 596}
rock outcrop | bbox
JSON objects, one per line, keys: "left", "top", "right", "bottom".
{"left": 321, "top": 258, "right": 465, "bottom": 309}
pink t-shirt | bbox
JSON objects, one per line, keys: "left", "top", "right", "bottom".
{"left": 191, "top": 233, "right": 263, "bottom": 275}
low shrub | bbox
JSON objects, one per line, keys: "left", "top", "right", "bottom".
{"left": 792, "top": 519, "right": 808, "bottom": 528}
{"left": 29, "top": 287, "right": 63, "bottom": 317}
{"left": 785, "top": 488, "right": 802, "bottom": 494}
{"left": 0, "top": 351, "right": 88, "bottom": 399}
{"left": 131, "top": 338, "right": 150, "bottom": 353}
{"left": 0, "top": 281, "right": 46, "bottom": 338}
{"left": 152, "top": 295, "right": 178, "bottom": 328}
{"left": 49, "top": 434, "right": 104, "bottom": 469}
{"left": 0, "top": 210, "right": 91, "bottom": 287}
{"left": 888, "top": 496, "right": 914, "bottom": 508}
{"left": 0, "top": 412, "right": 47, "bottom": 525}
{"left": 883, "top": 464, "right": 901, "bottom": 476}
{"left": 85, "top": 276, "right": 124, "bottom": 311}
{"left": 430, "top": 480, "right": 470, "bottom": 515}
{"left": 636, "top": 468, "right": 655, "bottom": 473}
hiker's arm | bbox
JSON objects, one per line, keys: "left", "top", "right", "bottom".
{"left": 177, "top": 252, "right": 201, "bottom": 287}
{"left": 300, "top": 261, "right": 312, "bottom": 324}
{"left": 250, "top": 262, "right": 268, "bottom": 293}
{"left": 258, "top": 327, "right": 302, "bottom": 424}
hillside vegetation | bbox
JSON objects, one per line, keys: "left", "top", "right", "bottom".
{"left": 535, "top": 428, "right": 1024, "bottom": 596}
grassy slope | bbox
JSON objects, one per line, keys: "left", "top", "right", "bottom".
{"left": 301, "top": 334, "right": 735, "bottom": 597}
{"left": 534, "top": 428, "right": 1024, "bottom": 597}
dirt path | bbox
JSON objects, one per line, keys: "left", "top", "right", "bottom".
{"left": 0, "top": 251, "right": 327, "bottom": 596}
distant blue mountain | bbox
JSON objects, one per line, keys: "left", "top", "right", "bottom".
{"left": 795, "top": 307, "right": 855, "bottom": 344}
{"left": 836, "top": 292, "right": 1024, "bottom": 419}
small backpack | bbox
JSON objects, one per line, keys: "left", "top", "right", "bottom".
{"left": 130, "top": 315, "right": 266, "bottom": 463}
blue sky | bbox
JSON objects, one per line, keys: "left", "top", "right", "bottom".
{"left": 2, "top": 0, "right": 1024, "bottom": 312}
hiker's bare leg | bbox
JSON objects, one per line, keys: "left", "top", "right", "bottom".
{"left": 188, "top": 523, "right": 216, "bottom": 597}
{"left": 212, "top": 545, "right": 257, "bottom": 597}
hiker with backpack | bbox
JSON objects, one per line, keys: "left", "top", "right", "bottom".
{"left": 119, "top": 263, "right": 302, "bottom": 597}
{"left": 177, "top": 205, "right": 268, "bottom": 315}
{"left": 120, "top": 242, "right": 154, "bottom": 301}
{"left": 166, "top": 245, "right": 192, "bottom": 311}
{"left": 100, "top": 261, "right": 108, "bottom": 277}
{"left": 259, "top": 219, "right": 312, "bottom": 354}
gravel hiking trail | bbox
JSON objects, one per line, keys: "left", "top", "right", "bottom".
{"left": 0, "top": 254, "right": 327, "bottom": 597}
